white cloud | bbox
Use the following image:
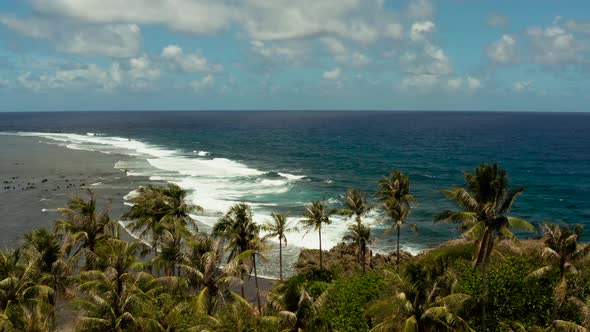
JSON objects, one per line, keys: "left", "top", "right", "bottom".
{"left": 488, "top": 14, "right": 508, "bottom": 28}
{"left": 250, "top": 40, "right": 305, "bottom": 64}
{"left": 126, "top": 56, "right": 161, "bottom": 89}
{"left": 60, "top": 24, "right": 141, "bottom": 58}
{"left": 16, "top": 64, "right": 118, "bottom": 91}
{"left": 466, "top": 76, "right": 482, "bottom": 90}
{"left": 401, "top": 43, "right": 452, "bottom": 75}
{"left": 31, "top": 0, "right": 235, "bottom": 35}
{"left": 0, "top": 15, "right": 141, "bottom": 58}
{"left": 191, "top": 74, "right": 215, "bottom": 90}
{"left": 410, "top": 21, "right": 435, "bottom": 41}
{"left": 526, "top": 25, "right": 581, "bottom": 64}
{"left": 407, "top": 0, "right": 434, "bottom": 20}
{"left": 446, "top": 76, "right": 482, "bottom": 91}
{"left": 487, "top": 34, "right": 517, "bottom": 64}
{"left": 447, "top": 77, "right": 463, "bottom": 90}
{"left": 161, "top": 45, "right": 223, "bottom": 73}
{"left": 0, "top": 78, "right": 9, "bottom": 88}
{"left": 564, "top": 19, "right": 590, "bottom": 34}
{"left": 513, "top": 80, "right": 532, "bottom": 92}
{"left": 321, "top": 37, "right": 347, "bottom": 55}
{"left": 323, "top": 67, "right": 342, "bottom": 80}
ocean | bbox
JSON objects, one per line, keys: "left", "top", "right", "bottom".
{"left": 1, "top": 111, "right": 589, "bottom": 274}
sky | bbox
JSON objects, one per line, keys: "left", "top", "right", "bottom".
{"left": 0, "top": 0, "right": 589, "bottom": 112}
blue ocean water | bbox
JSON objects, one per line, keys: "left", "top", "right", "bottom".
{"left": 1, "top": 111, "right": 589, "bottom": 257}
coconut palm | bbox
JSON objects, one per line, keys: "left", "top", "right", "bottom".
{"left": 300, "top": 201, "right": 337, "bottom": 271}
{"left": 22, "top": 229, "right": 61, "bottom": 275}
{"left": 123, "top": 184, "right": 202, "bottom": 257}
{"left": 212, "top": 203, "right": 260, "bottom": 298}
{"left": 435, "top": 162, "right": 535, "bottom": 330}
{"left": 341, "top": 189, "right": 371, "bottom": 227}
{"left": 343, "top": 223, "right": 372, "bottom": 273}
{"left": 378, "top": 170, "right": 416, "bottom": 270}
{"left": 369, "top": 261, "right": 473, "bottom": 332}
{"left": 528, "top": 223, "right": 590, "bottom": 319}
{"left": 262, "top": 213, "right": 297, "bottom": 281}
{"left": 0, "top": 253, "right": 55, "bottom": 331}
{"left": 266, "top": 284, "right": 331, "bottom": 332}
{"left": 181, "top": 235, "right": 236, "bottom": 316}
{"left": 22, "top": 228, "right": 73, "bottom": 305}
{"left": 0, "top": 299, "right": 56, "bottom": 332}
{"left": 54, "top": 190, "right": 115, "bottom": 270}
{"left": 72, "top": 239, "right": 161, "bottom": 331}
{"left": 340, "top": 189, "right": 372, "bottom": 271}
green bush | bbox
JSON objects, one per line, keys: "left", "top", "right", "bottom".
{"left": 455, "top": 255, "right": 580, "bottom": 330}
{"left": 324, "top": 273, "right": 384, "bottom": 332}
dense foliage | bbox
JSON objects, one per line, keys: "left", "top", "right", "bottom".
{"left": 0, "top": 163, "right": 589, "bottom": 331}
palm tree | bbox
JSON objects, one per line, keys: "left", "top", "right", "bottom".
{"left": 72, "top": 239, "right": 161, "bottom": 331}
{"left": 22, "top": 228, "right": 73, "bottom": 305}
{"left": 340, "top": 189, "right": 372, "bottom": 271}
{"left": 343, "top": 223, "right": 372, "bottom": 273}
{"left": 435, "top": 162, "right": 535, "bottom": 330}
{"left": 266, "top": 284, "right": 331, "bottom": 332}
{"left": 378, "top": 170, "right": 415, "bottom": 270}
{"left": 368, "top": 261, "right": 473, "bottom": 332}
{"left": 23, "top": 229, "right": 61, "bottom": 275}
{"left": 212, "top": 203, "right": 259, "bottom": 298}
{"left": 54, "top": 190, "right": 114, "bottom": 270}
{"left": 262, "top": 213, "right": 297, "bottom": 281}
{"left": 528, "top": 223, "right": 590, "bottom": 319}
{"left": 300, "top": 201, "right": 337, "bottom": 271}
{"left": 123, "top": 184, "right": 202, "bottom": 256}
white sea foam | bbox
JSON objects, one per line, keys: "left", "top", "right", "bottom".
{"left": 7, "top": 131, "right": 424, "bottom": 259}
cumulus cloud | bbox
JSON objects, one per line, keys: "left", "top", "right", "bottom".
{"left": 487, "top": 34, "right": 517, "bottom": 64}
{"left": 564, "top": 19, "right": 590, "bottom": 34}
{"left": 466, "top": 76, "right": 482, "bottom": 90}
{"left": 161, "top": 45, "right": 223, "bottom": 73}
{"left": 526, "top": 25, "right": 581, "bottom": 64}
{"left": 410, "top": 21, "right": 435, "bottom": 41}
{"left": 400, "top": 43, "right": 452, "bottom": 75}
{"left": 322, "top": 67, "right": 342, "bottom": 80}
{"left": 488, "top": 14, "right": 508, "bottom": 28}
{"left": 447, "top": 77, "right": 462, "bottom": 90}
{"left": 0, "top": 14, "right": 142, "bottom": 57}
{"left": 16, "top": 64, "right": 118, "bottom": 91}
{"left": 31, "top": 0, "right": 235, "bottom": 35}
{"left": 250, "top": 40, "right": 305, "bottom": 64}
{"left": 446, "top": 76, "right": 482, "bottom": 91}
{"left": 191, "top": 74, "right": 215, "bottom": 91}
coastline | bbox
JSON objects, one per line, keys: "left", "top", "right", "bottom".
{"left": 0, "top": 135, "right": 276, "bottom": 299}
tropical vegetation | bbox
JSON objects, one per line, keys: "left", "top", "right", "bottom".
{"left": 0, "top": 164, "right": 589, "bottom": 332}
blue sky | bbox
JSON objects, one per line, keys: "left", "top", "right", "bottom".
{"left": 0, "top": 0, "right": 589, "bottom": 112}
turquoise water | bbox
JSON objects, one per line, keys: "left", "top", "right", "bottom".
{"left": 1, "top": 111, "right": 589, "bottom": 260}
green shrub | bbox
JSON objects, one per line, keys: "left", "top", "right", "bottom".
{"left": 324, "top": 273, "right": 384, "bottom": 332}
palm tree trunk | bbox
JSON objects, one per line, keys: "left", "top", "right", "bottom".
{"left": 279, "top": 237, "right": 283, "bottom": 281}
{"left": 253, "top": 254, "right": 261, "bottom": 313}
{"left": 362, "top": 243, "right": 366, "bottom": 273}
{"left": 396, "top": 224, "right": 401, "bottom": 270}
{"left": 481, "top": 261, "right": 488, "bottom": 332}
{"left": 240, "top": 271, "right": 245, "bottom": 299}
{"left": 319, "top": 223, "right": 323, "bottom": 270}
